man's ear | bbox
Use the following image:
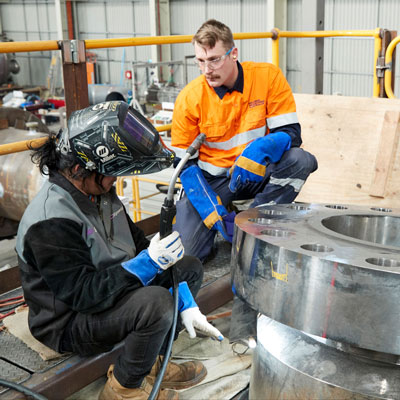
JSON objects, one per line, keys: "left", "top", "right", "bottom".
{"left": 232, "top": 47, "right": 238, "bottom": 60}
{"left": 72, "top": 164, "right": 81, "bottom": 174}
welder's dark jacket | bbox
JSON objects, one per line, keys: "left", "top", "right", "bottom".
{"left": 16, "top": 171, "right": 148, "bottom": 351}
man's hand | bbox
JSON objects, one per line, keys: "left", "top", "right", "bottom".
{"left": 181, "top": 307, "right": 224, "bottom": 341}
{"left": 148, "top": 231, "right": 184, "bottom": 270}
{"left": 173, "top": 281, "right": 224, "bottom": 341}
{"left": 122, "top": 231, "right": 184, "bottom": 286}
{"left": 229, "top": 132, "right": 291, "bottom": 193}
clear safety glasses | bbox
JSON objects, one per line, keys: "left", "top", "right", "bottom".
{"left": 194, "top": 46, "right": 234, "bottom": 70}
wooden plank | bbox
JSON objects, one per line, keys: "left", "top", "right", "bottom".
{"left": 294, "top": 94, "right": 400, "bottom": 208}
{"left": 369, "top": 111, "right": 400, "bottom": 197}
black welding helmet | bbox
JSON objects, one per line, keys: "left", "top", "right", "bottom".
{"left": 57, "top": 101, "right": 175, "bottom": 176}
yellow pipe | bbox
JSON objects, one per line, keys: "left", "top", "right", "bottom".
{"left": 0, "top": 137, "right": 48, "bottom": 156}
{"left": 85, "top": 35, "right": 193, "bottom": 50}
{"left": 373, "top": 28, "right": 382, "bottom": 98}
{"left": 1, "top": 30, "right": 381, "bottom": 55}
{"left": 85, "top": 32, "right": 275, "bottom": 50}
{"left": 279, "top": 30, "right": 379, "bottom": 38}
{"left": 271, "top": 35, "right": 280, "bottom": 67}
{"left": 0, "top": 40, "right": 59, "bottom": 53}
{"left": 384, "top": 35, "right": 400, "bottom": 99}
{"left": 0, "top": 124, "right": 171, "bottom": 157}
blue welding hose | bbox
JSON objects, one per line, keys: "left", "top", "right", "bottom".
{"left": 0, "top": 378, "right": 48, "bottom": 400}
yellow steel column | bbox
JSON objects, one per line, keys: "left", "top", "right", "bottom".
{"left": 271, "top": 29, "right": 280, "bottom": 67}
{"left": 373, "top": 28, "right": 382, "bottom": 98}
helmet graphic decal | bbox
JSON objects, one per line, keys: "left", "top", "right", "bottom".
{"left": 66, "top": 101, "right": 175, "bottom": 176}
{"left": 96, "top": 146, "right": 109, "bottom": 158}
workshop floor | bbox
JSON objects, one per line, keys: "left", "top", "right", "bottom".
{"left": 66, "top": 300, "right": 252, "bottom": 400}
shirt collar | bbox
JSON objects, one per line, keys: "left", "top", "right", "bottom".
{"left": 49, "top": 170, "right": 100, "bottom": 215}
{"left": 213, "top": 61, "right": 244, "bottom": 100}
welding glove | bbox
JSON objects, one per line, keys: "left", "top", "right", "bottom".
{"left": 228, "top": 131, "right": 292, "bottom": 193}
{"left": 180, "top": 165, "right": 233, "bottom": 242}
{"left": 122, "top": 231, "right": 184, "bottom": 286}
{"left": 171, "top": 281, "right": 224, "bottom": 341}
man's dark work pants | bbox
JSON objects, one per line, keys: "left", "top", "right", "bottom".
{"left": 60, "top": 255, "right": 203, "bottom": 388}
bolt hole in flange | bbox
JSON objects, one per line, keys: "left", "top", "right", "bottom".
{"left": 301, "top": 244, "right": 334, "bottom": 253}
{"left": 287, "top": 204, "right": 311, "bottom": 211}
{"left": 322, "top": 214, "right": 400, "bottom": 247}
{"left": 259, "top": 209, "right": 285, "bottom": 216}
{"left": 249, "top": 218, "right": 275, "bottom": 225}
{"left": 366, "top": 257, "right": 400, "bottom": 268}
{"left": 325, "top": 204, "right": 348, "bottom": 210}
{"left": 370, "top": 207, "right": 392, "bottom": 213}
{"left": 261, "top": 229, "right": 291, "bottom": 237}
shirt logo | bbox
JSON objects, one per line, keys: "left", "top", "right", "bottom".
{"left": 249, "top": 99, "right": 264, "bottom": 108}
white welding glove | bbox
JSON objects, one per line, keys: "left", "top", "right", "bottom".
{"left": 148, "top": 231, "right": 184, "bottom": 270}
{"left": 181, "top": 306, "right": 224, "bottom": 341}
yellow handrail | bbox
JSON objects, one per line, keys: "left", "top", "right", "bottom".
{"left": 0, "top": 124, "right": 172, "bottom": 156}
{"left": 0, "top": 29, "right": 385, "bottom": 97}
{"left": 384, "top": 35, "right": 400, "bottom": 99}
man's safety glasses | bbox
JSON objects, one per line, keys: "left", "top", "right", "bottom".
{"left": 194, "top": 46, "right": 234, "bottom": 70}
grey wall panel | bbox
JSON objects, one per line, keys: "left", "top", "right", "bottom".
{"left": 0, "top": 2, "right": 56, "bottom": 86}
{"left": 240, "top": 1, "right": 270, "bottom": 63}
{"left": 1, "top": 0, "right": 399, "bottom": 97}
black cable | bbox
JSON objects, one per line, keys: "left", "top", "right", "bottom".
{"left": 0, "top": 378, "right": 48, "bottom": 400}
{"left": 147, "top": 268, "right": 179, "bottom": 400}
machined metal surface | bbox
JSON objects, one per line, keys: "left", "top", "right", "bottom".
{"left": 250, "top": 315, "right": 400, "bottom": 400}
{"left": 232, "top": 203, "right": 400, "bottom": 355}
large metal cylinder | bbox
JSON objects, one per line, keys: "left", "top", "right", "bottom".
{"left": 0, "top": 109, "right": 49, "bottom": 222}
{"left": 250, "top": 315, "right": 400, "bottom": 399}
{"left": 232, "top": 203, "right": 400, "bottom": 399}
{"left": 0, "top": 127, "right": 47, "bottom": 221}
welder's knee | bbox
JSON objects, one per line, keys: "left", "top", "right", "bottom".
{"left": 134, "top": 286, "right": 174, "bottom": 331}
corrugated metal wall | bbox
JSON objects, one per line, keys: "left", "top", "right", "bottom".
{"left": 170, "top": 0, "right": 274, "bottom": 84}
{"left": 1, "top": 1, "right": 58, "bottom": 87}
{"left": 2, "top": 0, "right": 400, "bottom": 98}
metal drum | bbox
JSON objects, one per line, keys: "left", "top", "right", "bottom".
{"left": 0, "top": 125, "right": 48, "bottom": 221}
{"left": 231, "top": 203, "right": 400, "bottom": 399}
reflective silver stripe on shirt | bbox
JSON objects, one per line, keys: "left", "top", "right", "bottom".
{"left": 169, "top": 145, "right": 199, "bottom": 159}
{"left": 204, "top": 126, "right": 266, "bottom": 150}
{"left": 267, "top": 112, "right": 298, "bottom": 129}
{"left": 198, "top": 160, "right": 230, "bottom": 176}
{"left": 269, "top": 176, "right": 305, "bottom": 192}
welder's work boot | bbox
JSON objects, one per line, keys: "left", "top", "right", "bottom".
{"left": 147, "top": 356, "right": 207, "bottom": 390}
{"left": 98, "top": 364, "right": 178, "bottom": 400}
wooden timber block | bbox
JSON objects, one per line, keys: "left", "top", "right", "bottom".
{"left": 0, "top": 118, "right": 9, "bottom": 130}
{"left": 369, "top": 111, "right": 400, "bottom": 198}
{"left": 294, "top": 94, "right": 400, "bottom": 208}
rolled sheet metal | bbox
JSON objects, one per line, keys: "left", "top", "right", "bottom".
{"left": 232, "top": 203, "right": 400, "bottom": 356}
{"left": 0, "top": 127, "right": 47, "bottom": 221}
{"left": 250, "top": 315, "right": 400, "bottom": 400}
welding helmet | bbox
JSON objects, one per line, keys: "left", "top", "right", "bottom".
{"left": 56, "top": 101, "right": 174, "bottom": 176}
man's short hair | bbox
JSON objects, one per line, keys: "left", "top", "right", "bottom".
{"left": 192, "top": 19, "right": 235, "bottom": 51}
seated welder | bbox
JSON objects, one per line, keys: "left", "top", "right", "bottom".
{"left": 16, "top": 101, "right": 223, "bottom": 400}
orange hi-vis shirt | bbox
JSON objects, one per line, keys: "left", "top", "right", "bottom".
{"left": 171, "top": 61, "right": 298, "bottom": 176}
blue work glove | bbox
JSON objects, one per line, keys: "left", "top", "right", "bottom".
{"left": 180, "top": 165, "right": 233, "bottom": 242}
{"left": 170, "top": 281, "right": 224, "bottom": 341}
{"left": 122, "top": 231, "right": 184, "bottom": 286}
{"left": 228, "top": 131, "right": 292, "bottom": 193}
